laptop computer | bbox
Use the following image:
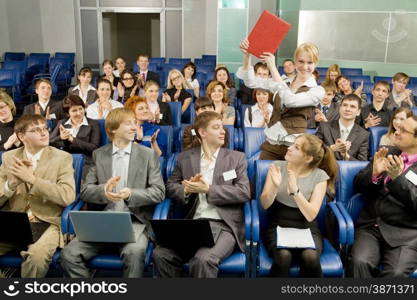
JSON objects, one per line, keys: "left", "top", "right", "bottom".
{"left": 70, "top": 211, "right": 136, "bottom": 243}
{"left": 0, "top": 211, "right": 33, "bottom": 245}
{"left": 150, "top": 219, "right": 215, "bottom": 258}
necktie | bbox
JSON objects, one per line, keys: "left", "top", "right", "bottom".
{"left": 322, "top": 105, "right": 329, "bottom": 115}
{"left": 113, "top": 150, "right": 127, "bottom": 193}
{"left": 141, "top": 72, "right": 146, "bottom": 82}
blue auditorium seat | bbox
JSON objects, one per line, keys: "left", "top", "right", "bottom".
{"left": 368, "top": 126, "right": 388, "bottom": 158}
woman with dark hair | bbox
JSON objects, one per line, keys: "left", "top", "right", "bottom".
{"left": 213, "top": 66, "right": 237, "bottom": 105}
{"left": 86, "top": 79, "right": 123, "bottom": 120}
{"left": 50, "top": 94, "right": 100, "bottom": 166}
{"left": 117, "top": 70, "right": 139, "bottom": 104}
{"left": 379, "top": 107, "right": 412, "bottom": 147}
{"left": 0, "top": 90, "right": 20, "bottom": 151}
{"left": 144, "top": 80, "right": 172, "bottom": 126}
{"left": 114, "top": 56, "right": 127, "bottom": 77}
{"left": 182, "top": 62, "right": 200, "bottom": 97}
{"left": 260, "top": 134, "right": 337, "bottom": 277}
{"left": 334, "top": 75, "right": 367, "bottom": 107}
{"left": 68, "top": 67, "right": 97, "bottom": 105}
{"left": 101, "top": 59, "right": 120, "bottom": 91}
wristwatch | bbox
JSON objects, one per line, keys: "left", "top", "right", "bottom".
{"left": 289, "top": 188, "right": 300, "bottom": 197}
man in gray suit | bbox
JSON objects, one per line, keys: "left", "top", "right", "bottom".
{"left": 153, "top": 111, "right": 250, "bottom": 278}
{"left": 316, "top": 94, "right": 369, "bottom": 161}
{"left": 61, "top": 108, "right": 165, "bottom": 278}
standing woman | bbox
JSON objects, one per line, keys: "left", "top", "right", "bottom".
{"left": 101, "top": 59, "right": 120, "bottom": 91}
{"left": 182, "top": 62, "right": 200, "bottom": 98}
{"left": 0, "top": 91, "right": 20, "bottom": 151}
{"left": 117, "top": 70, "right": 139, "bottom": 104}
{"left": 86, "top": 79, "right": 123, "bottom": 120}
{"left": 237, "top": 39, "right": 325, "bottom": 160}
{"left": 50, "top": 94, "right": 100, "bottom": 168}
{"left": 124, "top": 96, "right": 166, "bottom": 157}
{"left": 144, "top": 80, "right": 172, "bottom": 126}
{"left": 213, "top": 66, "right": 237, "bottom": 105}
{"left": 206, "top": 81, "right": 235, "bottom": 126}
{"left": 162, "top": 69, "right": 192, "bottom": 114}
{"left": 260, "top": 134, "right": 337, "bottom": 277}
{"left": 113, "top": 56, "right": 127, "bottom": 77}
{"left": 68, "top": 67, "right": 97, "bottom": 106}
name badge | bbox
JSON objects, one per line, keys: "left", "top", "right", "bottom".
{"left": 405, "top": 170, "right": 417, "bottom": 185}
{"left": 49, "top": 113, "right": 56, "bottom": 119}
{"left": 223, "top": 169, "right": 237, "bottom": 181}
{"left": 159, "top": 114, "right": 163, "bottom": 119}
{"left": 0, "top": 134, "right": 2, "bottom": 141}
{"left": 191, "top": 129, "right": 196, "bottom": 136}
{"left": 142, "top": 136, "right": 152, "bottom": 142}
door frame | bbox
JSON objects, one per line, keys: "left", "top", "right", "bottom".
{"left": 97, "top": 7, "right": 165, "bottom": 64}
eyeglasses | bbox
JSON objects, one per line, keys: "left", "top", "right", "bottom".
{"left": 122, "top": 77, "right": 134, "bottom": 81}
{"left": 26, "top": 126, "right": 48, "bottom": 134}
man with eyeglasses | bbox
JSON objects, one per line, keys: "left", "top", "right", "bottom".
{"left": 0, "top": 114, "right": 75, "bottom": 278}
{"left": 348, "top": 116, "right": 417, "bottom": 277}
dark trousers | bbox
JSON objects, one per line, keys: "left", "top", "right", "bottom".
{"left": 348, "top": 225, "right": 417, "bottom": 278}
{"left": 152, "top": 220, "right": 236, "bottom": 278}
{"left": 259, "top": 141, "right": 289, "bottom": 160}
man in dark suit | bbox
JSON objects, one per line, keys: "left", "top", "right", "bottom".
{"left": 348, "top": 115, "right": 417, "bottom": 277}
{"left": 308, "top": 81, "right": 339, "bottom": 128}
{"left": 136, "top": 54, "right": 161, "bottom": 88}
{"left": 316, "top": 94, "right": 369, "bottom": 161}
{"left": 153, "top": 111, "right": 250, "bottom": 278}
{"left": 23, "top": 79, "right": 67, "bottom": 122}
{"left": 61, "top": 108, "right": 165, "bottom": 278}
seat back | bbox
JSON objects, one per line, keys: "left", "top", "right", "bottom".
{"left": 353, "top": 81, "right": 374, "bottom": 94}
{"left": 2, "top": 60, "right": 26, "bottom": 83}
{"left": 167, "top": 101, "right": 182, "bottom": 128}
{"left": 369, "top": 126, "right": 388, "bottom": 158}
{"left": 349, "top": 75, "right": 371, "bottom": 84}
{"left": 341, "top": 68, "right": 363, "bottom": 76}
{"left": 336, "top": 161, "right": 368, "bottom": 208}
{"left": 72, "top": 154, "right": 85, "bottom": 195}
{"left": 169, "top": 58, "right": 190, "bottom": 65}
{"left": 374, "top": 76, "right": 392, "bottom": 83}
{"left": 4, "top": 52, "right": 25, "bottom": 61}
{"left": 55, "top": 52, "right": 75, "bottom": 64}
{"left": 159, "top": 125, "right": 173, "bottom": 158}
{"left": 98, "top": 119, "right": 109, "bottom": 146}
{"left": 244, "top": 127, "right": 265, "bottom": 158}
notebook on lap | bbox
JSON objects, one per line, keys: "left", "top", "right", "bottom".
{"left": 0, "top": 211, "right": 34, "bottom": 245}
{"left": 70, "top": 211, "right": 136, "bottom": 243}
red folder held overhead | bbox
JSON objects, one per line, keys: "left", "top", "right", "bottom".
{"left": 247, "top": 10, "right": 291, "bottom": 58}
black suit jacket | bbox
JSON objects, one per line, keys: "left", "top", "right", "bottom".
{"left": 23, "top": 100, "right": 68, "bottom": 122}
{"left": 316, "top": 119, "right": 369, "bottom": 161}
{"left": 158, "top": 101, "right": 172, "bottom": 126}
{"left": 68, "top": 87, "right": 97, "bottom": 105}
{"left": 307, "top": 103, "right": 340, "bottom": 129}
{"left": 166, "top": 147, "right": 250, "bottom": 252}
{"left": 354, "top": 147, "right": 417, "bottom": 247}
{"left": 49, "top": 118, "right": 100, "bottom": 164}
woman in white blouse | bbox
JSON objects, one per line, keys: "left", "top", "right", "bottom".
{"left": 182, "top": 62, "right": 200, "bottom": 98}
{"left": 113, "top": 56, "right": 127, "bottom": 78}
{"left": 244, "top": 88, "right": 273, "bottom": 128}
{"left": 68, "top": 67, "right": 97, "bottom": 105}
{"left": 86, "top": 78, "right": 123, "bottom": 120}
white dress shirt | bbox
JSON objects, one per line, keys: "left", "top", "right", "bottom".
{"left": 86, "top": 100, "right": 123, "bottom": 120}
{"left": 71, "top": 84, "right": 96, "bottom": 103}
{"left": 244, "top": 103, "right": 273, "bottom": 128}
{"left": 338, "top": 120, "right": 354, "bottom": 141}
{"left": 193, "top": 147, "right": 222, "bottom": 220}
{"left": 64, "top": 117, "right": 89, "bottom": 138}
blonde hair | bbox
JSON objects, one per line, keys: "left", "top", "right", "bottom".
{"left": 0, "top": 91, "right": 16, "bottom": 116}
{"left": 294, "top": 42, "right": 319, "bottom": 65}
{"left": 206, "top": 81, "right": 229, "bottom": 105}
{"left": 167, "top": 69, "right": 187, "bottom": 89}
{"left": 105, "top": 108, "right": 135, "bottom": 141}
{"left": 325, "top": 64, "right": 341, "bottom": 81}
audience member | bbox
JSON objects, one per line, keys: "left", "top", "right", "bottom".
{"left": 113, "top": 56, "right": 127, "bottom": 78}
{"left": 379, "top": 107, "right": 412, "bottom": 147}
{"left": 334, "top": 75, "right": 367, "bottom": 107}
{"left": 206, "top": 81, "right": 235, "bottom": 126}
{"left": 244, "top": 88, "right": 273, "bottom": 128}
{"left": 117, "top": 70, "right": 139, "bottom": 104}
{"left": 359, "top": 81, "right": 392, "bottom": 129}
{"left": 237, "top": 62, "right": 270, "bottom": 105}
{"left": 308, "top": 81, "right": 339, "bottom": 128}
{"left": 68, "top": 67, "right": 97, "bottom": 106}
{"left": 86, "top": 79, "right": 123, "bottom": 120}
{"left": 386, "top": 72, "right": 415, "bottom": 109}
{"left": 281, "top": 59, "right": 296, "bottom": 82}
{"left": 0, "top": 91, "right": 20, "bottom": 151}
{"left": 135, "top": 54, "right": 161, "bottom": 90}
{"left": 182, "top": 62, "right": 200, "bottom": 98}
{"left": 213, "top": 66, "right": 237, "bottom": 105}
{"left": 144, "top": 80, "right": 172, "bottom": 126}
{"left": 162, "top": 69, "right": 192, "bottom": 114}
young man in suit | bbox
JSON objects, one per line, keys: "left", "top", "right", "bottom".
{"left": 153, "top": 111, "right": 250, "bottom": 278}
{"left": 386, "top": 72, "right": 414, "bottom": 110}
{"left": 60, "top": 108, "right": 165, "bottom": 278}
{"left": 136, "top": 54, "right": 161, "bottom": 88}
{"left": 359, "top": 81, "right": 392, "bottom": 129}
{"left": 308, "top": 81, "right": 339, "bottom": 129}
{"left": 182, "top": 96, "right": 229, "bottom": 151}
{"left": 348, "top": 115, "right": 417, "bottom": 277}
{"left": 316, "top": 94, "right": 369, "bottom": 161}
{"left": 0, "top": 114, "right": 75, "bottom": 278}
{"left": 23, "top": 79, "right": 67, "bottom": 122}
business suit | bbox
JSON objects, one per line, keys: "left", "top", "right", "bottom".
{"left": 158, "top": 101, "right": 173, "bottom": 126}
{"left": 348, "top": 147, "right": 417, "bottom": 277}
{"left": 49, "top": 118, "right": 100, "bottom": 165}
{"left": 307, "top": 102, "right": 340, "bottom": 129}
{"left": 136, "top": 70, "right": 161, "bottom": 86}
{"left": 68, "top": 86, "right": 97, "bottom": 106}
{"left": 153, "top": 147, "right": 250, "bottom": 277}
{"left": 386, "top": 92, "right": 416, "bottom": 111}
{"left": 23, "top": 100, "right": 68, "bottom": 122}
{"left": 0, "top": 147, "right": 75, "bottom": 277}
{"left": 315, "top": 119, "right": 369, "bottom": 161}
{"left": 60, "top": 143, "right": 165, "bottom": 278}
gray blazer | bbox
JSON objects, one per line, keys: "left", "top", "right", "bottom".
{"left": 316, "top": 119, "right": 369, "bottom": 161}
{"left": 80, "top": 143, "right": 165, "bottom": 237}
{"left": 68, "top": 87, "right": 97, "bottom": 106}
{"left": 166, "top": 147, "right": 251, "bottom": 252}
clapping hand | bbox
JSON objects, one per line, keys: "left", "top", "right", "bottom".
{"left": 104, "top": 176, "right": 131, "bottom": 201}
{"left": 182, "top": 173, "right": 209, "bottom": 194}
